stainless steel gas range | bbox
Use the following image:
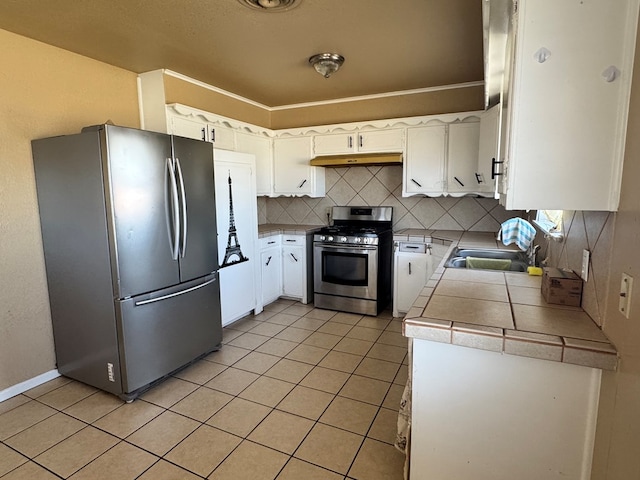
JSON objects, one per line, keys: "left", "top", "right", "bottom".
{"left": 313, "top": 206, "right": 393, "bottom": 316}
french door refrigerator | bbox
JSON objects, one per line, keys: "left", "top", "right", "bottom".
{"left": 32, "top": 124, "right": 222, "bottom": 401}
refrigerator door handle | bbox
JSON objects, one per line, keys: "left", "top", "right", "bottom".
{"left": 166, "top": 158, "right": 180, "bottom": 260}
{"left": 175, "top": 157, "right": 188, "bottom": 258}
{"left": 134, "top": 276, "right": 216, "bottom": 306}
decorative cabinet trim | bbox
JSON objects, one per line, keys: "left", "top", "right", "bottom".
{"left": 167, "top": 103, "right": 274, "bottom": 138}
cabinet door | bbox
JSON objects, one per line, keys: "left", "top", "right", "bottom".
{"left": 236, "top": 131, "right": 272, "bottom": 196}
{"left": 478, "top": 104, "right": 500, "bottom": 196}
{"left": 358, "top": 128, "right": 404, "bottom": 153}
{"left": 282, "top": 245, "right": 304, "bottom": 298}
{"left": 170, "top": 116, "right": 207, "bottom": 142}
{"left": 208, "top": 124, "right": 236, "bottom": 151}
{"left": 505, "top": 0, "right": 636, "bottom": 210}
{"left": 274, "top": 136, "right": 324, "bottom": 197}
{"left": 314, "top": 133, "right": 355, "bottom": 155}
{"left": 404, "top": 125, "right": 446, "bottom": 196}
{"left": 394, "top": 252, "right": 431, "bottom": 315}
{"left": 447, "top": 122, "right": 481, "bottom": 196}
{"left": 261, "top": 247, "right": 282, "bottom": 306}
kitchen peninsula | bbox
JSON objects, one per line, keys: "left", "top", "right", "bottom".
{"left": 400, "top": 231, "right": 616, "bottom": 480}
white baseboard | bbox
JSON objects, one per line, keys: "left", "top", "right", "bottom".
{"left": 0, "top": 370, "right": 60, "bottom": 403}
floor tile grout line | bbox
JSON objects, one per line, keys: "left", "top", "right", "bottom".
{"left": 0, "top": 301, "right": 407, "bottom": 479}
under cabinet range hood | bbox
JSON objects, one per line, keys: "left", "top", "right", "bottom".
{"left": 310, "top": 152, "right": 402, "bottom": 167}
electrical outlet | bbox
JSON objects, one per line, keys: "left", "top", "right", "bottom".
{"left": 619, "top": 273, "right": 634, "bottom": 319}
{"left": 581, "top": 249, "right": 590, "bottom": 282}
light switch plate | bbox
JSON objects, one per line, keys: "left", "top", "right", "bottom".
{"left": 581, "top": 249, "right": 590, "bottom": 282}
{"left": 619, "top": 273, "right": 633, "bottom": 319}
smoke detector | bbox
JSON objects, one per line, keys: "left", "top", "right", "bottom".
{"left": 237, "top": 0, "right": 302, "bottom": 12}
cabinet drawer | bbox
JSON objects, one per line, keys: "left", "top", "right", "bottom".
{"left": 260, "top": 235, "right": 281, "bottom": 250}
{"left": 282, "top": 234, "right": 305, "bottom": 245}
{"left": 398, "top": 242, "right": 429, "bottom": 254}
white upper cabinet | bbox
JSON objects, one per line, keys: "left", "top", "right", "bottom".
{"left": 493, "top": 0, "right": 639, "bottom": 211}
{"left": 235, "top": 131, "right": 272, "bottom": 196}
{"left": 273, "top": 136, "right": 325, "bottom": 197}
{"left": 403, "top": 124, "right": 447, "bottom": 196}
{"left": 477, "top": 103, "right": 501, "bottom": 196}
{"left": 168, "top": 109, "right": 235, "bottom": 150}
{"left": 313, "top": 128, "right": 404, "bottom": 156}
{"left": 446, "top": 120, "right": 482, "bottom": 196}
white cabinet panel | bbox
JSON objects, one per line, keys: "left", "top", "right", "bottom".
{"left": 281, "top": 235, "right": 307, "bottom": 302}
{"left": 499, "top": 0, "right": 638, "bottom": 211}
{"left": 447, "top": 122, "right": 481, "bottom": 196}
{"left": 404, "top": 125, "right": 446, "bottom": 196}
{"left": 313, "top": 128, "right": 404, "bottom": 156}
{"left": 236, "top": 131, "right": 272, "bottom": 196}
{"left": 261, "top": 247, "right": 282, "bottom": 306}
{"left": 273, "top": 136, "right": 324, "bottom": 197}
{"left": 478, "top": 104, "right": 500, "bottom": 196}
{"left": 357, "top": 128, "right": 404, "bottom": 153}
{"left": 214, "top": 150, "right": 259, "bottom": 326}
{"left": 393, "top": 249, "right": 432, "bottom": 316}
{"left": 170, "top": 116, "right": 207, "bottom": 141}
{"left": 314, "top": 133, "right": 355, "bottom": 155}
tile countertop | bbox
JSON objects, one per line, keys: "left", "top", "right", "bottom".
{"left": 258, "top": 224, "right": 323, "bottom": 237}
{"left": 401, "top": 231, "right": 618, "bottom": 371}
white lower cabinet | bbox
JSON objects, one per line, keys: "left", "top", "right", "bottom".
{"left": 259, "top": 234, "right": 309, "bottom": 306}
{"left": 260, "top": 242, "right": 282, "bottom": 307}
{"left": 393, "top": 244, "right": 433, "bottom": 317}
{"left": 393, "top": 242, "right": 449, "bottom": 317}
{"left": 281, "top": 235, "right": 307, "bottom": 303}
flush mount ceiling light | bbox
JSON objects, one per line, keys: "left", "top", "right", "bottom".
{"left": 237, "top": 0, "right": 301, "bottom": 12}
{"left": 309, "top": 53, "right": 345, "bottom": 79}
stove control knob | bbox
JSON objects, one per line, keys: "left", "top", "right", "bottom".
{"left": 340, "top": 236, "right": 348, "bottom": 242}
{"left": 319, "top": 235, "right": 326, "bottom": 241}
{"left": 327, "top": 236, "right": 334, "bottom": 242}
{"left": 354, "top": 237, "right": 362, "bottom": 243}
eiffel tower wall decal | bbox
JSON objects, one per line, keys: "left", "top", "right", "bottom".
{"left": 220, "top": 171, "right": 249, "bottom": 268}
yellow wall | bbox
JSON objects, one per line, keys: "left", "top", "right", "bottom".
{"left": 162, "top": 72, "right": 483, "bottom": 129}
{"left": 164, "top": 75, "right": 271, "bottom": 127}
{"left": 0, "top": 29, "right": 140, "bottom": 391}
{"left": 590, "top": 27, "right": 640, "bottom": 480}
{"left": 270, "top": 86, "right": 484, "bottom": 129}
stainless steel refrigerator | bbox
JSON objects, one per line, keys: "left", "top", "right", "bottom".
{"left": 32, "top": 124, "right": 222, "bottom": 401}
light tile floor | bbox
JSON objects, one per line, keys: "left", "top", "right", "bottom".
{"left": 0, "top": 300, "right": 407, "bottom": 479}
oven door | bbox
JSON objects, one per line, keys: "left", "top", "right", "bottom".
{"left": 314, "top": 243, "right": 378, "bottom": 300}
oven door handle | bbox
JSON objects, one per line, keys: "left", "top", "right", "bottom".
{"left": 315, "top": 244, "right": 377, "bottom": 251}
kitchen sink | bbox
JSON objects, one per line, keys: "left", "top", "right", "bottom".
{"left": 444, "top": 247, "right": 530, "bottom": 272}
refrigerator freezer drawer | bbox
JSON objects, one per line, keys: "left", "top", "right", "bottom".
{"left": 116, "top": 273, "right": 222, "bottom": 396}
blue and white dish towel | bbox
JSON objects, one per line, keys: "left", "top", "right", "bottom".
{"left": 498, "top": 218, "right": 536, "bottom": 251}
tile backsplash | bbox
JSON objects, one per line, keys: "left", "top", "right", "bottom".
{"left": 259, "top": 165, "right": 520, "bottom": 232}
{"left": 540, "top": 211, "right": 614, "bottom": 326}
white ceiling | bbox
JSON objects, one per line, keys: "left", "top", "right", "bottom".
{"left": 0, "top": 0, "right": 484, "bottom": 107}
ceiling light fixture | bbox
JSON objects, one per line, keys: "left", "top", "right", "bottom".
{"left": 237, "top": 0, "right": 301, "bottom": 12}
{"left": 309, "top": 53, "right": 345, "bottom": 79}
